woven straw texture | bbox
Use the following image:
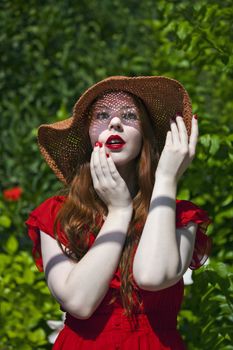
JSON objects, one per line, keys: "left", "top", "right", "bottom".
{"left": 38, "top": 76, "right": 192, "bottom": 184}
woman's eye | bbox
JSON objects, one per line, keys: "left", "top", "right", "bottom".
{"left": 122, "top": 112, "right": 137, "bottom": 120}
{"left": 96, "top": 112, "right": 109, "bottom": 120}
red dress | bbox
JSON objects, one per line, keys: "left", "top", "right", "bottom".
{"left": 25, "top": 196, "right": 212, "bottom": 350}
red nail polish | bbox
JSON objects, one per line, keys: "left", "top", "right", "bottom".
{"left": 99, "top": 142, "right": 103, "bottom": 147}
{"left": 95, "top": 141, "right": 99, "bottom": 147}
{"left": 193, "top": 114, "right": 198, "bottom": 120}
{"left": 106, "top": 153, "right": 109, "bottom": 158}
{"left": 175, "top": 112, "right": 182, "bottom": 117}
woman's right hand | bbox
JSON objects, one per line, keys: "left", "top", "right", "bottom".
{"left": 90, "top": 142, "right": 133, "bottom": 211}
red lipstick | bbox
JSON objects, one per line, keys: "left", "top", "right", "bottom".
{"left": 105, "top": 134, "right": 126, "bottom": 150}
{"left": 106, "top": 135, "right": 125, "bottom": 144}
{"left": 106, "top": 143, "right": 125, "bottom": 150}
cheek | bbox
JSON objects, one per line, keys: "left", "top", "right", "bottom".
{"left": 134, "top": 134, "right": 143, "bottom": 153}
{"left": 89, "top": 122, "right": 107, "bottom": 146}
{"left": 127, "top": 132, "right": 142, "bottom": 156}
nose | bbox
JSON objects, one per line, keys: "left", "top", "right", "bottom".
{"left": 108, "top": 117, "right": 124, "bottom": 131}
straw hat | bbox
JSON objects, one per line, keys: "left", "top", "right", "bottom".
{"left": 38, "top": 76, "right": 192, "bottom": 184}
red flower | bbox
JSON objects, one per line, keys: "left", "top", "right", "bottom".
{"left": 3, "top": 187, "right": 23, "bottom": 201}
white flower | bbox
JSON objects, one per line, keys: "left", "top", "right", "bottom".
{"left": 183, "top": 268, "right": 193, "bottom": 285}
{"left": 47, "top": 312, "right": 65, "bottom": 344}
{"left": 183, "top": 258, "right": 210, "bottom": 286}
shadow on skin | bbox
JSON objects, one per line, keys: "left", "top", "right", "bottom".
{"left": 45, "top": 196, "right": 193, "bottom": 280}
{"left": 44, "top": 231, "right": 126, "bottom": 280}
{"left": 149, "top": 195, "right": 176, "bottom": 212}
{"left": 44, "top": 195, "right": 193, "bottom": 342}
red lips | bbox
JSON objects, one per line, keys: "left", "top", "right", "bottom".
{"left": 106, "top": 135, "right": 125, "bottom": 144}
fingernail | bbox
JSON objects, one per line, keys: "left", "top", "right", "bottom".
{"left": 175, "top": 112, "right": 182, "bottom": 117}
{"left": 99, "top": 142, "right": 103, "bottom": 148}
{"left": 95, "top": 141, "right": 99, "bottom": 147}
{"left": 193, "top": 114, "right": 198, "bottom": 120}
{"left": 106, "top": 153, "right": 110, "bottom": 158}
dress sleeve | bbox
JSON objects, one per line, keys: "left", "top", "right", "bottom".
{"left": 176, "top": 199, "right": 212, "bottom": 270}
{"left": 25, "top": 196, "right": 68, "bottom": 272}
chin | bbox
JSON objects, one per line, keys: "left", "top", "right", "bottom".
{"left": 110, "top": 153, "right": 138, "bottom": 166}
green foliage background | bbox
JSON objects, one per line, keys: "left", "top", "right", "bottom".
{"left": 0, "top": 0, "right": 232, "bottom": 349}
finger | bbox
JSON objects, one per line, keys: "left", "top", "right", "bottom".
{"left": 95, "top": 144, "right": 118, "bottom": 188}
{"left": 175, "top": 116, "right": 188, "bottom": 146}
{"left": 189, "top": 115, "right": 199, "bottom": 157}
{"left": 105, "top": 152, "right": 122, "bottom": 183}
{"left": 92, "top": 144, "right": 104, "bottom": 182}
{"left": 99, "top": 145, "right": 112, "bottom": 178}
{"left": 170, "top": 118, "right": 180, "bottom": 145}
{"left": 165, "top": 130, "right": 173, "bottom": 146}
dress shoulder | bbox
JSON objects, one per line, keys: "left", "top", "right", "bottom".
{"left": 176, "top": 199, "right": 212, "bottom": 270}
{"left": 25, "top": 195, "right": 67, "bottom": 272}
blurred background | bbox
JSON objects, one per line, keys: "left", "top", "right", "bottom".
{"left": 0, "top": 0, "right": 232, "bottom": 349}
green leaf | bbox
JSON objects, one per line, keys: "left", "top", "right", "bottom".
{"left": 214, "top": 262, "right": 231, "bottom": 279}
{"left": 200, "top": 134, "right": 211, "bottom": 148}
{"left": 28, "top": 328, "right": 46, "bottom": 343}
{"left": 220, "top": 55, "right": 230, "bottom": 65}
{"left": 177, "top": 188, "right": 190, "bottom": 200}
{"left": 209, "top": 135, "right": 220, "bottom": 155}
{"left": 0, "top": 215, "right": 11, "bottom": 228}
{"left": 222, "top": 195, "right": 233, "bottom": 206}
{"left": 177, "top": 22, "right": 192, "bottom": 41}
{"left": 56, "top": 104, "right": 68, "bottom": 121}
{"left": 5, "top": 236, "right": 19, "bottom": 254}
{"left": 23, "top": 268, "right": 35, "bottom": 285}
{"left": 19, "top": 345, "right": 32, "bottom": 350}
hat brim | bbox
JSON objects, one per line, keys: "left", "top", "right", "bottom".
{"left": 38, "top": 76, "right": 192, "bottom": 184}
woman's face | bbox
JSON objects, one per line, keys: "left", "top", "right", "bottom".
{"left": 88, "top": 91, "right": 143, "bottom": 166}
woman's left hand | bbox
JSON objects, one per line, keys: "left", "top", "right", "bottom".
{"left": 155, "top": 115, "right": 199, "bottom": 182}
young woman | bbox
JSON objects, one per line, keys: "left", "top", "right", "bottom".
{"left": 25, "top": 76, "right": 212, "bottom": 349}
